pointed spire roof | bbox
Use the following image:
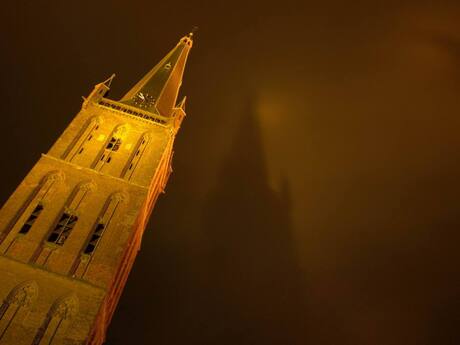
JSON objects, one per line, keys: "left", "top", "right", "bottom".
{"left": 103, "top": 74, "right": 116, "bottom": 88}
{"left": 120, "top": 33, "right": 193, "bottom": 117}
{"left": 177, "top": 96, "right": 187, "bottom": 110}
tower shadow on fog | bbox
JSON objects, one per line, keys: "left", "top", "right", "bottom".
{"left": 106, "top": 94, "right": 309, "bottom": 345}
{"left": 198, "top": 95, "right": 308, "bottom": 344}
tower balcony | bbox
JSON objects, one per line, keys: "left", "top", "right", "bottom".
{"left": 96, "top": 98, "right": 170, "bottom": 127}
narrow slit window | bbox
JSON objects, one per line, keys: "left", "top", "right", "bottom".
{"left": 19, "top": 204, "right": 44, "bottom": 234}
{"left": 84, "top": 223, "right": 105, "bottom": 255}
{"left": 47, "top": 212, "right": 78, "bottom": 245}
{"left": 78, "top": 148, "right": 84, "bottom": 154}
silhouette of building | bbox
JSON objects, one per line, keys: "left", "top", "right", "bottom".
{"left": 198, "top": 96, "right": 308, "bottom": 344}
{"left": 0, "top": 33, "right": 193, "bottom": 344}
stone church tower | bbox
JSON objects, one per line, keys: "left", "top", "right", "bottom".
{"left": 0, "top": 33, "right": 193, "bottom": 344}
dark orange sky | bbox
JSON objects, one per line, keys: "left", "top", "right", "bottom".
{"left": 1, "top": 1, "right": 459, "bottom": 344}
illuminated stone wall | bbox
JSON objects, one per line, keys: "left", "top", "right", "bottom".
{"left": 0, "top": 33, "right": 192, "bottom": 345}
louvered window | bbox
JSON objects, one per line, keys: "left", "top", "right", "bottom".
{"left": 47, "top": 212, "right": 78, "bottom": 245}
{"left": 83, "top": 223, "right": 105, "bottom": 254}
{"left": 19, "top": 203, "right": 44, "bottom": 234}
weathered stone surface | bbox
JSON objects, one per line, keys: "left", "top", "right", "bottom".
{"left": 0, "top": 33, "right": 192, "bottom": 344}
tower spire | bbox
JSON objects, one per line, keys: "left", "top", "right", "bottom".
{"left": 120, "top": 33, "right": 193, "bottom": 117}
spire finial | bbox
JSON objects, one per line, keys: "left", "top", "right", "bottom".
{"left": 188, "top": 26, "right": 198, "bottom": 39}
{"left": 103, "top": 74, "right": 116, "bottom": 88}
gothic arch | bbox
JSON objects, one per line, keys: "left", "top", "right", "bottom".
{"left": 46, "top": 180, "right": 96, "bottom": 247}
{"left": 34, "top": 170, "right": 65, "bottom": 205}
{"left": 0, "top": 171, "right": 64, "bottom": 249}
{"left": 49, "top": 294, "right": 79, "bottom": 320}
{"left": 62, "top": 115, "right": 103, "bottom": 161}
{"left": 66, "top": 180, "right": 97, "bottom": 211}
{"left": 30, "top": 179, "right": 98, "bottom": 266}
{"left": 71, "top": 190, "right": 129, "bottom": 277}
{"left": 43, "top": 170, "right": 65, "bottom": 185}
{"left": 32, "top": 294, "right": 79, "bottom": 345}
{"left": 109, "top": 191, "right": 129, "bottom": 204}
{"left": 92, "top": 123, "right": 130, "bottom": 170}
{"left": 4, "top": 280, "right": 38, "bottom": 308}
{"left": 121, "top": 131, "right": 151, "bottom": 180}
{"left": 112, "top": 124, "right": 129, "bottom": 138}
{"left": 0, "top": 281, "right": 38, "bottom": 341}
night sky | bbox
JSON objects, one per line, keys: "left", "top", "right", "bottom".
{"left": 1, "top": 1, "right": 460, "bottom": 344}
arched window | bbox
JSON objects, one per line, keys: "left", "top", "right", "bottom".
{"left": 0, "top": 281, "right": 38, "bottom": 341}
{"left": 62, "top": 116, "right": 102, "bottom": 162}
{"left": 32, "top": 294, "right": 78, "bottom": 345}
{"left": 93, "top": 124, "right": 128, "bottom": 171}
{"left": 121, "top": 132, "right": 150, "bottom": 180}
{"left": 0, "top": 171, "right": 63, "bottom": 254}
{"left": 46, "top": 181, "right": 95, "bottom": 246}
{"left": 71, "top": 192, "right": 127, "bottom": 278}
{"left": 31, "top": 181, "right": 95, "bottom": 266}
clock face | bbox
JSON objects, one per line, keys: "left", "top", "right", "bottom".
{"left": 133, "top": 92, "right": 155, "bottom": 108}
